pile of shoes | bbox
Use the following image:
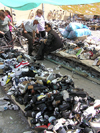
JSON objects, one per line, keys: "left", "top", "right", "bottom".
{"left": 47, "top": 20, "right": 100, "bottom": 68}
{"left": 0, "top": 49, "right": 100, "bottom": 133}
{"left": 32, "top": 91, "right": 100, "bottom": 132}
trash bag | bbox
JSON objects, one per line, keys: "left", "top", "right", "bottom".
{"left": 67, "top": 28, "right": 91, "bottom": 39}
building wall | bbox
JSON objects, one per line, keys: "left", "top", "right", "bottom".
{"left": 0, "top": 3, "right": 70, "bottom": 23}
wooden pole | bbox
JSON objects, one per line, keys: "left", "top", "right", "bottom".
{"left": 42, "top": 3, "right": 45, "bottom": 19}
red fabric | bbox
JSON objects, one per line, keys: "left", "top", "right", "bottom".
{"left": 89, "top": 51, "right": 93, "bottom": 57}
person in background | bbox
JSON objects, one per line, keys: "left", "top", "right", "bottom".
{"left": 28, "top": 9, "right": 34, "bottom": 19}
{"left": 35, "top": 23, "right": 63, "bottom": 60}
{"left": 5, "top": 10, "right": 12, "bottom": 32}
{"left": 21, "top": 18, "right": 41, "bottom": 56}
{"left": 0, "top": 11, "right": 16, "bottom": 45}
{"left": 35, "top": 9, "right": 45, "bottom": 38}
{"left": 0, "top": 10, "right": 5, "bottom": 13}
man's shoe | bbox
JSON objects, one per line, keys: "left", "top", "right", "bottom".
{"left": 29, "top": 53, "right": 33, "bottom": 56}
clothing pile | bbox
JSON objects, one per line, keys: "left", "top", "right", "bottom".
{"left": 0, "top": 49, "right": 100, "bottom": 133}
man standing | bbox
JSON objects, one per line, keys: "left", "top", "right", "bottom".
{"left": 22, "top": 18, "right": 41, "bottom": 56}
{"left": 35, "top": 23, "right": 63, "bottom": 60}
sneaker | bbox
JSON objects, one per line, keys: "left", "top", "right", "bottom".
{"left": 48, "top": 116, "right": 56, "bottom": 123}
{"left": 8, "top": 72, "right": 15, "bottom": 78}
{"left": 60, "top": 90, "right": 69, "bottom": 101}
{"left": 0, "top": 96, "right": 10, "bottom": 101}
{"left": 23, "top": 54, "right": 31, "bottom": 60}
{"left": 13, "top": 66, "right": 29, "bottom": 77}
{"left": 21, "top": 67, "right": 29, "bottom": 72}
{"left": 24, "top": 110, "right": 36, "bottom": 117}
{"left": 51, "top": 76, "right": 63, "bottom": 84}
{"left": 0, "top": 75, "right": 8, "bottom": 86}
{"left": 15, "top": 61, "right": 30, "bottom": 68}
{"left": 7, "top": 86, "right": 16, "bottom": 95}
{"left": 35, "top": 74, "right": 47, "bottom": 80}
{"left": 76, "top": 48, "right": 84, "bottom": 57}
{"left": 6, "top": 75, "right": 12, "bottom": 84}
{"left": 8, "top": 103, "right": 19, "bottom": 110}
{"left": 7, "top": 91, "right": 15, "bottom": 95}
{"left": 0, "top": 100, "right": 10, "bottom": 106}
{"left": 0, "top": 102, "right": 10, "bottom": 111}
{"left": 37, "top": 94, "right": 46, "bottom": 101}
{"left": 47, "top": 73, "right": 56, "bottom": 81}
{"left": 92, "top": 58, "right": 99, "bottom": 66}
{"left": 1, "top": 53, "right": 8, "bottom": 59}
{"left": 18, "top": 83, "right": 28, "bottom": 94}
{"left": 0, "top": 57, "right": 4, "bottom": 62}
{"left": 61, "top": 75, "right": 73, "bottom": 83}
{"left": 12, "top": 77, "right": 20, "bottom": 87}
{"left": 16, "top": 55, "right": 23, "bottom": 63}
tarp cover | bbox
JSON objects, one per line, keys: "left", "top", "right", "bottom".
{"left": 0, "top": 0, "right": 100, "bottom": 10}
{"left": 60, "top": 3, "right": 100, "bottom": 15}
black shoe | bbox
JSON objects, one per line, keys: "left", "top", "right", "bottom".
{"left": 15, "top": 96, "right": 23, "bottom": 105}
{"left": 25, "top": 110, "right": 36, "bottom": 117}
{"left": 23, "top": 93, "right": 32, "bottom": 105}
{"left": 24, "top": 103, "right": 33, "bottom": 111}
{"left": 36, "top": 56, "right": 44, "bottom": 60}
{"left": 28, "top": 51, "right": 33, "bottom": 56}
{"left": 29, "top": 53, "right": 33, "bottom": 56}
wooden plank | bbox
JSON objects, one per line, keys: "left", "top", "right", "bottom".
{"left": 89, "top": 25, "right": 100, "bottom": 30}
{"left": 45, "top": 58, "right": 88, "bottom": 77}
{"left": 87, "top": 76, "right": 100, "bottom": 85}
{"left": 75, "top": 35, "right": 87, "bottom": 41}
{"left": 45, "top": 57, "right": 100, "bottom": 85}
{"left": 54, "top": 51, "right": 100, "bottom": 73}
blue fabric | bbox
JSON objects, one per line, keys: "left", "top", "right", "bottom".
{"left": 6, "top": 3, "right": 40, "bottom": 11}
{"left": 83, "top": 25, "right": 89, "bottom": 29}
{"left": 66, "top": 22, "right": 84, "bottom": 31}
{"left": 58, "top": 28, "right": 69, "bottom": 38}
{"left": 58, "top": 28, "right": 65, "bottom": 33}
{"left": 67, "top": 28, "right": 91, "bottom": 39}
{"left": 0, "top": 0, "right": 100, "bottom": 10}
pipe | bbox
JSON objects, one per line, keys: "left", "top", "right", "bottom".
{"left": 42, "top": 3, "right": 45, "bottom": 19}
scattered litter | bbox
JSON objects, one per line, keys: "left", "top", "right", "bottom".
{"left": 10, "top": 116, "right": 13, "bottom": 120}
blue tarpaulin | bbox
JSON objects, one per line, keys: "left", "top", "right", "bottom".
{"left": 0, "top": 0, "right": 100, "bottom": 10}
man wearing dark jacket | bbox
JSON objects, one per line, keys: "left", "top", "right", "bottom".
{"left": 35, "top": 23, "right": 63, "bottom": 60}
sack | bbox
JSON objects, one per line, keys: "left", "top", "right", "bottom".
{"left": 67, "top": 22, "right": 84, "bottom": 31}
{"left": 58, "top": 28, "right": 69, "bottom": 38}
{"left": 67, "top": 28, "right": 91, "bottom": 39}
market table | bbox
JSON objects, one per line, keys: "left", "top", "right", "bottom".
{"left": 89, "top": 25, "right": 100, "bottom": 30}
